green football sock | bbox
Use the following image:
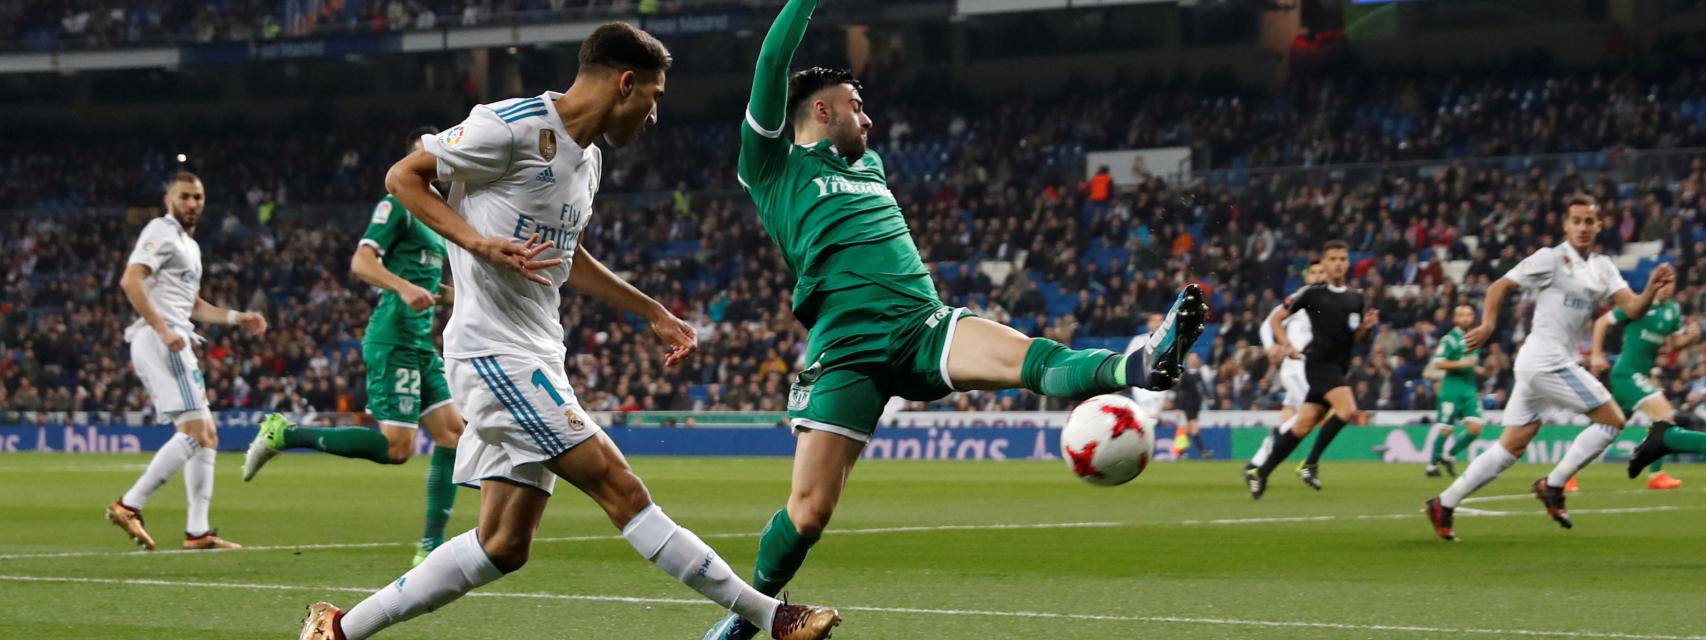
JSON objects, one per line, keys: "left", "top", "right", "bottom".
{"left": 1649, "top": 457, "right": 1666, "bottom": 474}
{"left": 1662, "top": 427, "right": 1706, "bottom": 454}
{"left": 1448, "top": 427, "right": 1477, "bottom": 458}
{"left": 752, "top": 508, "right": 819, "bottom": 597}
{"left": 284, "top": 426, "right": 393, "bottom": 464}
{"left": 1020, "top": 339, "right": 1124, "bottom": 399}
{"left": 421, "top": 445, "right": 458, "bottom": 550}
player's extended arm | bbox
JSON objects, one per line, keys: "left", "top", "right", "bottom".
{"left": 568, "top": 246, "right": 698, "bottom": 366}
{"left": 386, "top": 150, "right": 560, "bottom": 285}
{"left": 1355, "top": 308, "right": 1379, "bottom": 341}
{"left": 1611, "top": 262, "right": 1676, "bottom": 322}
{"left": 1464, "top": 277, "right": 1515, "bottom": 349}
{"left": 749, "top": 0, "right": 818, "bottom": 133}
{"left": 191, "top": 297, "right": 267, "bottom": 334}
{"left": 351, "top": 245, "right": 436, "bottom": 311}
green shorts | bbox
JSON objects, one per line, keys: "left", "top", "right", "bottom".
{"left": 788, "top": 286, "right": 975, "bottom": 442}
{"left": 1435, "top": 387, "right": 1483, "bottom": 425}
{"left": 364, "top": 342, "right": 453, "bottom": 429}
{"left": 1610, "top": 370, "right": 1663, "bottom": 415}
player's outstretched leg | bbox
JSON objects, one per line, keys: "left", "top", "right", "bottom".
{"left": 1443, "top": 420, "right": 1485, "bottom": 477}
{"left": 244, "top": 413, "right": 397, "bottom": 481}
{"left": 1630, "top": 419, "right": 1702, "bottom": 477}
{"left": 1428, "top": 422, "right": 1536, "bottom": 540}
{"left": 109, "top": 430, "right": 203, "bottom": 550}
{"left": 1423, "top": 422, "right": 1449, "bottom": 477}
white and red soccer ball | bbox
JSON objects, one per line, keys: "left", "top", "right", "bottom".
{"left": 1061, "top": 394, "right": 1156, "bottom": 486}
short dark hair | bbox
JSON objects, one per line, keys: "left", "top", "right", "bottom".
{"left": 788, "top": 67, "right": 860, "bottom": 122}
{"left": 1566, "top": 194, "right": 1598, "bottom": 209}
{"left": 169, "top": 171, "right": 200, "bottom": 187}
{"left": 579, "top": 22, "right": 672, "bottom": 74}
{"left": 408, "top": 126, "right": 439, "bottom": 152}
{"left": 1322, "top": 239, "right": 1349, "bottom": 252}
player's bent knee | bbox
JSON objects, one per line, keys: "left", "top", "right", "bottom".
{"left": 786, "top": 496, "right": 837, "bottom": 536}
{"left": 480, "top": 534, "right": 532, "bottom": 573}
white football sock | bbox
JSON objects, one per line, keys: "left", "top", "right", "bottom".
{"left": 121, "top": 433, "right": 197, "bottom": 510}
{"left": 1422, "top": 423, "right": 1447, "bottom": 463}
{"left": 1547, "top": 425, "right": 1618, "bottom": 487}
{"left": 183, "top": 446, "right": 215, "bottom": 536}
{"left": 1439, "top": 444, "right": 1517, "bottom": 508}
{"left": 1249, "top": 416, "right": 1296, "bottom": 467}
{"left": 623, "top": 504, "right": 779, "bottom": 632}
{"left": 340, "top": 529, "right": 502, "bottom": 640}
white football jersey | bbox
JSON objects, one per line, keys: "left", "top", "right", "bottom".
{"left": 1259, "top": 302, "right": 1313, "bottom": 353}
{"left": 421, "top": 92, "right": 601, "bottom": 362}
{"left": 1507, "top": 243, "right": 1629, "bottom": 371}
{"left": 124, "top": 214, "right": 201, "bottom": 341}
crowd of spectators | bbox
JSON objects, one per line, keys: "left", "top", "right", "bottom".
{"left": 6, "top": 54, "right": 1706, "bottom": 424}
{"left": 13, "top": 59, "right": 1706, "bottom": 214}
{"left": 0, "top": 0, "right": 753, "bottom": 49}
{"left": 4, "top": 143, "right": 1705, "bottom": 424}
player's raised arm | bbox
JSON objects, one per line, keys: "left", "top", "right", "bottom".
{"left": 1608, "top": 262, "right": 1674, "bottom": 322}
{"left": 1589, "top": 309, "right": 1620, "bottom": 374}
{"left": 739, "top": 0, "right": 817, "bottom": 189}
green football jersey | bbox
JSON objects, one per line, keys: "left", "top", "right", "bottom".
{"left": 1433, "top": 328, "right": 1479, "bottom": 394}
{"left": 1610, "top": 300, "right": 1684, "bottom": 377}
{"left": 360, "top": 195, "right": 447, "bottom": 349}
{"left": 738, "top": 0, "right": 934, "bottom": 327}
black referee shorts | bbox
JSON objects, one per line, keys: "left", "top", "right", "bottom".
{"left": 1303, "top": 362, "right": 1349, "bottom": 407}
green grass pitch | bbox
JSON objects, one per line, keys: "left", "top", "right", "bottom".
{"left": 2, "top": 453, "right": 1704, "bottom": 639}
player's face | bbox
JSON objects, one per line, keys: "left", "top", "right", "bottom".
{"left": 1454, "top": 305, "right": 1476, "bottom": 330}
{"left": 823, "top": 84, "right": 872, "bottom": 161}
{"left": 1304, "top": 263, "right": 1325, "bottom": 285}
{"left": 166, "top": 179, "right": 205, "bottom": 229}
{"left": 1563, "top": 204, "right": 1601, "bottom": 251}
{"left": 1323, "top": 248, "right": 1349, "bottom": 282}
{"left": 605, "top": 69, "right": 665, "bottom": 148}
{"left": 1147, "top": 314, "right": 1164, "bottom": 332}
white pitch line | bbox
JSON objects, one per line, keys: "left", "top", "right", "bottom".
{"left": 1, "top": 574, "right": 1700, "bottom": 640}
{"left": 1462, "top": 487, "right": 1706, "bottom": 505}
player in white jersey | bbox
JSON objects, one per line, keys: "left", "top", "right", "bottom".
{"left": 298, "top": 24, "right": 839, "bottom": 640}
{"left": 1425, "top": 195, "right": 1676, "bottom": 541}
{"left": 105, "top": 172, "right": 267, "bottom": 551}
{"left": 1246, "top": 261, "right": 1323, "bottom": 474}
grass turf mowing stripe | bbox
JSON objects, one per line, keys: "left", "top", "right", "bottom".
{"left": 6, "top": 504, "right": 1702, "bottom": 561}
{"left": 1, "top": 574, "right": 1700, "bottom": 640}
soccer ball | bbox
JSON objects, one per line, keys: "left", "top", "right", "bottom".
{"left": 1061, "top": 394, "right": 1156, "bottom": 486}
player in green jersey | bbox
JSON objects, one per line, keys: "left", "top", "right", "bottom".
{"left": 1422, "top": 304, "right": 1486, "bottom": 478}
{"left": 242, "top": 127, "right": 468, "bottom": 566}
{"left": 705, "top": 1, "right": 1207, "bottom": 637}
{"left": 1591, "top": 278, "right": 1704, "bottom": 488}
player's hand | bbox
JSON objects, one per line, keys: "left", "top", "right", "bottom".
{"left": 1647, "top": 262, "right": 1676, "bottom": 292}
{"left": 1464, "top": 323, "right": 1494, "bottom": 350}
{"left": 236, "top": 311, "right": 268, "bottom": 335}
{"left": 471, "top": 234, "right": 562, "bottom": 286}
{"left": 400, "top": 283, "right": 436, "bottom": 311}
{"left": 1365, "top": 308, "right": 1380, "bottom": 326}
{"left": 1589, "top": 353, "right": 1611, "bottom": 376}
{"left": 1286, "top": 345, "right": 1303, "bottom": 359}
{"left": 155, "top": 326, "right": 186, "bottom": 352}
{"left": 649, "top": 311, "right": 698, "bottom": 367}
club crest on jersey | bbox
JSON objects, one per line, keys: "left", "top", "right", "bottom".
{"left": 539, "top": 130, "right": 557, "bottom": 161}
{"left": 442, "top": 126, "right": 466, "bottom": 147}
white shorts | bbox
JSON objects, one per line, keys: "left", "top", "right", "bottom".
{"left": 446, "top": 354, "right": 602, "bottom": 495}
{"left": 128, "top": 328, "right": 207, "bottom": 417}
{"left": 1502, "top": 365, "right": 1613, "bottom": 428}
{"left": 1279, "top": 359, "right": 1308, "bottom": 410}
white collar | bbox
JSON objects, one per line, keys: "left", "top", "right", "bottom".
{"left": 1556, "top": 241, "right": 1592, "bottom": 264}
